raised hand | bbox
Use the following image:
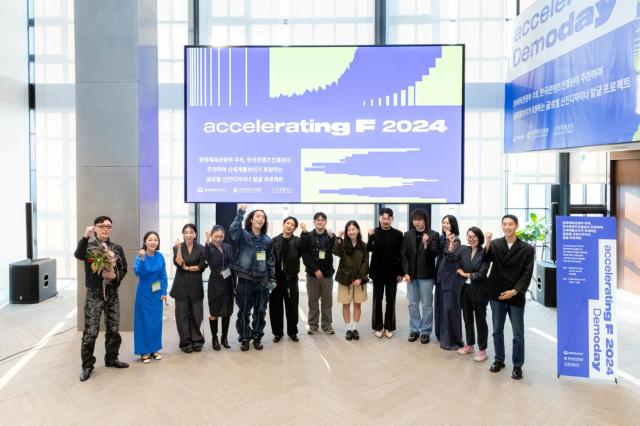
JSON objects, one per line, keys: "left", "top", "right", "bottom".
{"left": 239, "top": 203, "right": 247, "bottom": 211}
{"left": 83, "top": 225, "right": 94, "bottom": 239}
{"left": 205, "top": 231, "right": 211, "bottom": 243}
{"left": 138, "top": 249, "right": 146, "bottom": 258}
{"left": 338, "top": 230, "right": 345, "bottom": 239}
{"left": 327, "top": 229, "right": 334, "bottom": 238}
{"left": 300, "top": 223, "right": 308, "bottom": 233}
{"left": 368, "top": 228, "right": 375, "bottom": 237}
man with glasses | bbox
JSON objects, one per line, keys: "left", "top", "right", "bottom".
{"left": 74, "top": 216, "right": 128, "bottom": 381}
{"left": 300, "top": 212, "right": 336, "bottom": 335}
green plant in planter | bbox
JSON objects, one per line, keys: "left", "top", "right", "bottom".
{"left": 516, "top": 212, "right": 549, "bottom": 259}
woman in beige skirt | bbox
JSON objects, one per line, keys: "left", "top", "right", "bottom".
{"left": 333, "top": 220, "right": 369, "bottom": 341}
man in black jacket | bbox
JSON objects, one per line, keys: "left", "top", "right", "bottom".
{"left": 300, "top": 212, "right": 336, "bottom": 335}
{"left": 270, "top": 216, "right": 302, "bottom": 342}
{"left": 401, "top": 208, "right": 441, "bottom": 343}
{"left": 368, "top": 207, "right": 404, "bottom": 338}
{"left": 74, "top": 216, "right": 128, "bottom": 382}
{"left": 485, "top": 214, "right": 535, "bottom": 380}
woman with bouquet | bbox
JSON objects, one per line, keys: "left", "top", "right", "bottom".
{"left": 134, "top": 231, "right": 168, "bottom": 363}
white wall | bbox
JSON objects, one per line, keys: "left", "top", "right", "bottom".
{"left": 0, "top": 2, "right": 29, "bottom": 295}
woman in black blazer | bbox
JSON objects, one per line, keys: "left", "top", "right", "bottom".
{"left": 456, "top": 226, "right": 490, "bottom": 362}
{"left": 170, "top": 223, "right": 207, "bottom": 353}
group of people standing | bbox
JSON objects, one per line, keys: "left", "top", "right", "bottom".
{"left": 74, "top": 206, "right": 534, "bottom": 382}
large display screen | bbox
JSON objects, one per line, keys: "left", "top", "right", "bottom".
{"left": 185, "top": 45, "right": 464, "bottom": 203}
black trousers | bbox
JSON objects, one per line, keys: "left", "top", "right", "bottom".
{"left": 81, "top": 287, "right": 122, "bottom": 369}
{"left": 175, "top": 296, "right": 205, "bottom": 349}
{"left": 371, "top": 277, "right": 398, "bottom": 331}
{"left": 460, "top": 284, "right": 488, "bottom": 350}
{"left": 269, "top": 275, "right": 299, "bottom": 337}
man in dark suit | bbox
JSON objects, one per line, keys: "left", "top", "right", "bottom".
{"left": 367, "top": 207, "right": 404, "bottom": 338}
{"left": 485, "top": 214, "right": 535, "bottom": 380}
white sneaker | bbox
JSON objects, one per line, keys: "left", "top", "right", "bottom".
{"left": 375, "top": 330, "right": 383, "bottom": 338}
{"left": 384, "top": 330, "right": 394, "bottom": 338}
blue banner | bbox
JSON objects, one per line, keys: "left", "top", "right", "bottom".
{"left": 505, "top": 0, "right": 640, "bottom": 152}
{"left": 556, "top": 216, "right": 617, "bottom": 380}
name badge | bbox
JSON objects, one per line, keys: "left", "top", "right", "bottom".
{"left": 319, "top": 250, "right": 326, "bottom": 260}
{"left": 151, "top": 281, "right": 161, "bottom": 292}
{"left": 256, "top": 251, "right": 266, "bottom": 261}
{"left": 221, "top": 268, "right": 231, "bottom": 279}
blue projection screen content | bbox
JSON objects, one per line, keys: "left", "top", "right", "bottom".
{"left": 184, "top": 45, "right": 464, "bottom": 203}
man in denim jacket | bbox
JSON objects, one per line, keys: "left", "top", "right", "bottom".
{"left": 230, "top": 203, "right": 276, "bottom": 351}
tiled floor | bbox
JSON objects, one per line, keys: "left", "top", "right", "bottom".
{"left": 0, "top": 280, "right": 639, "bottom": 425}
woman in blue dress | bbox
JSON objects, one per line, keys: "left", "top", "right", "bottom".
{"left": 134, "top": 231, "right": 168, "bottom": 363}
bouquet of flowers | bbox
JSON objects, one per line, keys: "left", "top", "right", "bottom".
{"left": 86, "top": 242, "right": 119, "bottom": 299}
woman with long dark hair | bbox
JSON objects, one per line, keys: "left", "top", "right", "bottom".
{"left": 333, "top": 220, "right": 369, "bottom": 341}
{"left": 434, "top": 215, "right": 465, "bottom": 350}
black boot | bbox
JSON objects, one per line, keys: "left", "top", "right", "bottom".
{"left": 221, "top": 317, "right": 231, "bottom": 349}
{"left": 209, "top": 319, "right": 221, "bottom": 351}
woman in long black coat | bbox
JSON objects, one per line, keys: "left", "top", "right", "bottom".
{"left": 204, "top": 225, "right": 235, "bottom": 350}
{"left": 171, "top": 223, "right": 207, "bottom": 353}
{"left": 456, "top": 226, "right": 490, "bottom": 361}
{"left": 434, "top": 215, "right": 465, "bottom": 350}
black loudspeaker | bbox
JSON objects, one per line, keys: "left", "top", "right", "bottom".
{"left": 9, "top": 258, "right": 57, "bottom": 304}
{"left": 535, "top": 260, "right": 556, "bottom": 308}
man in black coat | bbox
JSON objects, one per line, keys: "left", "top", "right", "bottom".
{"left": 401, "top": 208, "right": 441, "bottom": 344}
{"left": 270, "top": 216, "right": 302, "bottom": 342}
{"left": 485, "top": 214, "right": 535, "bottom": 380}
{"left": 74, "top": 215, "right": 129, "bottom": 382}
{"left": 367, "top": 207, "right": 404, "bottom": 338}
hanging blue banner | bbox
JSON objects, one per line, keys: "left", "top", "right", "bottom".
{"left": 556, "top": 216, "right": 617, "bottom": 380}
{"left": 504, "top": 0, "right": 640, "bottom": 153}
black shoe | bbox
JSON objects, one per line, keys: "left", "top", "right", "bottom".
{"left": 105, "top": 359, "right": 129, "bottom": 368}
{"left": 408, "top": 332, "right": 419, "bottom": 342}
{"left": 212, "top": 336, "right": 221, "bottom": 351}
{"left": 346, "top": 330, "right": 353, "bottom": 341}
{"left": 289, "top": 335, "right": 299, "bottom": 342}
{"left": 490, "top": 360, "right": 506, "bottom": 373}
{"left": 193, "top": 345, "right": 202, "bottom": 352}
{"left": 221, "top": 336, "right": 230, "bottom": 349}
{"left": 352, "top": 330, "right": 360, "bottom": 340}
{"left": 420, "top": 334, "right": 430, "bottom": 344}
{"left": 79, "top": 367, "right": 93, "bottom": 382}
{"left": 181, "top": 346, "right": 194, "bottom": 353}
{"left": 273, "top": 335, "right": 283, "bottom": 343}
{"left": 512, "top": 366, "right": 523, "bottom": 380}
{"left": 241, "top": 341, "right": 250, "bottom": 351}
{"left": 253, "top": 339, "right": 264, "bottom": 350}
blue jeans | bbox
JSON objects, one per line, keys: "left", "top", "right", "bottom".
{"left": 490, "top": 299, "right": 525, "bottom": 367}
{"left": 407, "top": 279, "right": 435, "bottom": 335}
{"left": 235, "top": 278, "right": 270, "bottom": 342}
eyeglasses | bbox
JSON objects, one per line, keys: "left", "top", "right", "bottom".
{"left": 314, "top": 218, "right": 326, "bottom": 222}
{"left": 95, "top": 225, "right": 113, "bottom": 230}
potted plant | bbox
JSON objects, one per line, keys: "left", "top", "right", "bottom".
{"left": 516, "top": 212, "right": 550, "bottom": 260}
